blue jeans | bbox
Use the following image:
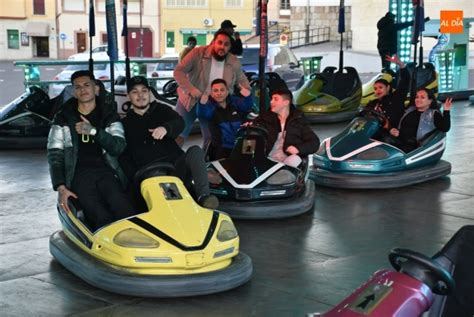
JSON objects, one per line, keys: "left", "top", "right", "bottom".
{"left": 176, "top": 99, "right": 210, "bottom": 148}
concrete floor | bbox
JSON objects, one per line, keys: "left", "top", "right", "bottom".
{"left": 0, "top": 101, "right": 473, "bottom": 317}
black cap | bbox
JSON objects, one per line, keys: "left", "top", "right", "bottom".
{"left": 127, "top": 76, "right": 150, "bottom": 93}
{"left": 221, "top": 19, "right": 237, "bottom": 29}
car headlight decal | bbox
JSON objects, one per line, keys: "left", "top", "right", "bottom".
{"left": 216, "top": 220, "right": 238, "bottom": 242}
{"left": 113, "top": 228, "right": 160, "bottom": 248}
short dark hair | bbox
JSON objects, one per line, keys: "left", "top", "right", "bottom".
{"left": 271, "top": 88, "right": 293, "bottom": 104}
{"left": 213, "top": 30, "right": 232, "bottom": 42}
{"left": 211, "top": 78, "right": 228, "bottom": 88}
{"left": 71, "top": 70, "right": 95, "bottom": 84}
{"left": 187, "top": 36, "right": 197, "bottom": 44}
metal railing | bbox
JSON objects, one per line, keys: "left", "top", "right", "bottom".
{"left": 13, "top": 59, "right": 163, "bottom": 90}
{"left": 289, "top": 27, "right": 330, "bottom": 48}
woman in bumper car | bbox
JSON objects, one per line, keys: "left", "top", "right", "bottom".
{"left": 390, "top": 89, "right": 452, "bottom": 153}
{"left": 363, "top": 54, "right": 409, "bottom": 142}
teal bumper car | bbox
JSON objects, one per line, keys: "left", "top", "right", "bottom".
{"left": 310, "top": 110, "right": 451, "bottom": 189}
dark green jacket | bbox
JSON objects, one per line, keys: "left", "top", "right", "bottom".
{"left": 47, "top": 96, "right": 127, "bottom": 190}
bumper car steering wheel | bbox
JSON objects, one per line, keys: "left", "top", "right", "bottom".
{"left": 360, "top": 108, "right": 390, "bottom": 129}
{"left": 389, "top": 248, "right": 455, "bottom": 295}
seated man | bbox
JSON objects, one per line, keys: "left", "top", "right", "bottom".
{"left": 47, "top": 70, "right": 134, "bottom": 231}
{"left": 390, "top": 89, "right": 451, "bottom": 153}
{"left": 120, "top": 76, "right": 219, "bottom": 210}
{"left": 197, "top": 78, "right": 254, "bottom": 159}
{"left": 251, "top": 88, "right": 320, "bottom": 167}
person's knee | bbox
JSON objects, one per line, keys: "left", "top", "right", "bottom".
{"left": 185, "top": 145, "right": 205, "bottom": 163}
{"left": 284, "top": 154, "right": 302, "bottom": 168}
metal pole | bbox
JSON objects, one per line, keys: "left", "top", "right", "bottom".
{"left": 305, "top": 0, "right": 310, "bottom": 44}
{"left": 139, "top": 0, "right": 143, "bottom": 57}
{"left": 122, "top": 0, "right": 131, "bottom": 80}
{"left": 258, "top": 0, "right": 268, "bottom": 114}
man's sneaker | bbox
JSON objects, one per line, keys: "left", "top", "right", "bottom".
{"left": 198, "top": 194, "right": 219, "bottom": 209}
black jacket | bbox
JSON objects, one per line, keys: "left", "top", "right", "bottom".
{"left": 47, "top": 96, "right": 127, "bottom": 190}
{"left": 364, "top": 67, "right": 410, "bottom": 130}
{"left": 253, "top": 109, "right": 320, "bottom": 157}
{"left": 120, "top": 101, "right": 185, "bottom": 180}
{"left": 230, "top": 37, "right": 243, "bottom": 56}
{"left": 377, "top": 16, "right": 412, "bottom": 54}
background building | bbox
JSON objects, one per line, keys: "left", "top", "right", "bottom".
{"left": 55, "top": 0, "right": 160, "bottom": 59}
{"left": 159, "top": 0, "right": 254, "bottom": 56}
{"left": 0, "top": 0, "right": 58, "bottom": 59}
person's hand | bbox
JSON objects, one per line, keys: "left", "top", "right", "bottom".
{"left": 241, "top": 121, "right": 253, "bottom": 127}
{"left": 443, "top": 97, "right": 453, "bottom": 111}
{"left": 200, "top": 94, "right": 209, "bottom": 104}
{"left": 75, "top": 115, "right": 95, "bottom": 135}
{"left": 239, "top": 83, "right": 251, "bottom": 97}
{"left": 390, "top": 128, "right": 399, "bottom": 137}
{"left": 385, "top": 54, "right": 404, "bottom": 68}
{"left": 286, "top": 145, "right": 299, "bottom": 155}
{"left": 234, "top": 32, "right": 240, "bottom": 39}
{"left": 149, "top": 127, "right": 168, "bottom": 140}
{"left": 190, "top": 88, "right": 202, "bottom": 98}
{"left": 57, "top": 185, "right": 78, "bottom": 214}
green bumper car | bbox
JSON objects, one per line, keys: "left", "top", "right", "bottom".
{"left": 294, "top": 66, "right": 362, "bottom": 123}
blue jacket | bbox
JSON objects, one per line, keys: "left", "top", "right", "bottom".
{"left": 197, "top": 95, "right": 253, "bottom": 149}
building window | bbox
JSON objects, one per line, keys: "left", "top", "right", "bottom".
{"left": 101, "top": 33, "right": 108, "bottom": 44}
{"left": 7, "top": 30, "right": 20, "bottom": 49}
{"left": 280, "top": 0, "right": 290, "bottom": 10}
{"left": 225, "top": 0, "right": 243, "bottom": 8}
{"left": 165, "top": 0, "right": 207, "bottom": 8}
{"left": 63, "top": 0, "right": 85, "bottom": 12}
{"left": 182, "top": 33, "right": 207, "bottom": 46}
{"left": 33, "top": 0, "right": 45, "bottom": 15}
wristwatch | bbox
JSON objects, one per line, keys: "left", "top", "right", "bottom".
{"left": 90, "top": 127, "right": 97, "bottom": 136}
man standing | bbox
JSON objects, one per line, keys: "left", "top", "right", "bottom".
{"left": 377, "top": 12, "right": 412, "bottom": 70}
{"left": 174, "top": 30, "right": 250, "bottom": 147}
{"left": 219, "top": 19, "right": 243, "bottom": 56}
{"left": 47, "top": 70, "right": 133, "bottom": 231}
{"left": 179, "top": 36, "right": 197, "bottom": 62}
{"left": 120, "top": 76, "right": 219, "bottom": 209}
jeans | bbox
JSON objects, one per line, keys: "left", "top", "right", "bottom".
{"left": 175, "top": 99, "right": 210, "bottom": 148}
{"left": 173, "top": 145, "right": 210, "bottom": 199}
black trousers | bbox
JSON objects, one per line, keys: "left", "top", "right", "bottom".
{"left": 379, "top": 49, "right": 392, "bottom": 71}
{"left": 72, "top": 166, "right": 134, "bottom": 231}
{"left": 173, "top": 145, "right": 210, "bottom": 199}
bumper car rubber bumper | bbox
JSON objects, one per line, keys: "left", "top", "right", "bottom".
{"left": 217, "top": 181, "right": 315, "bottom": 220}
{"left": 49, "top": 230, "right": 253, "bottom": 297}
{"left": 310, "top": 160, "right": 451, "bottom": 189}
